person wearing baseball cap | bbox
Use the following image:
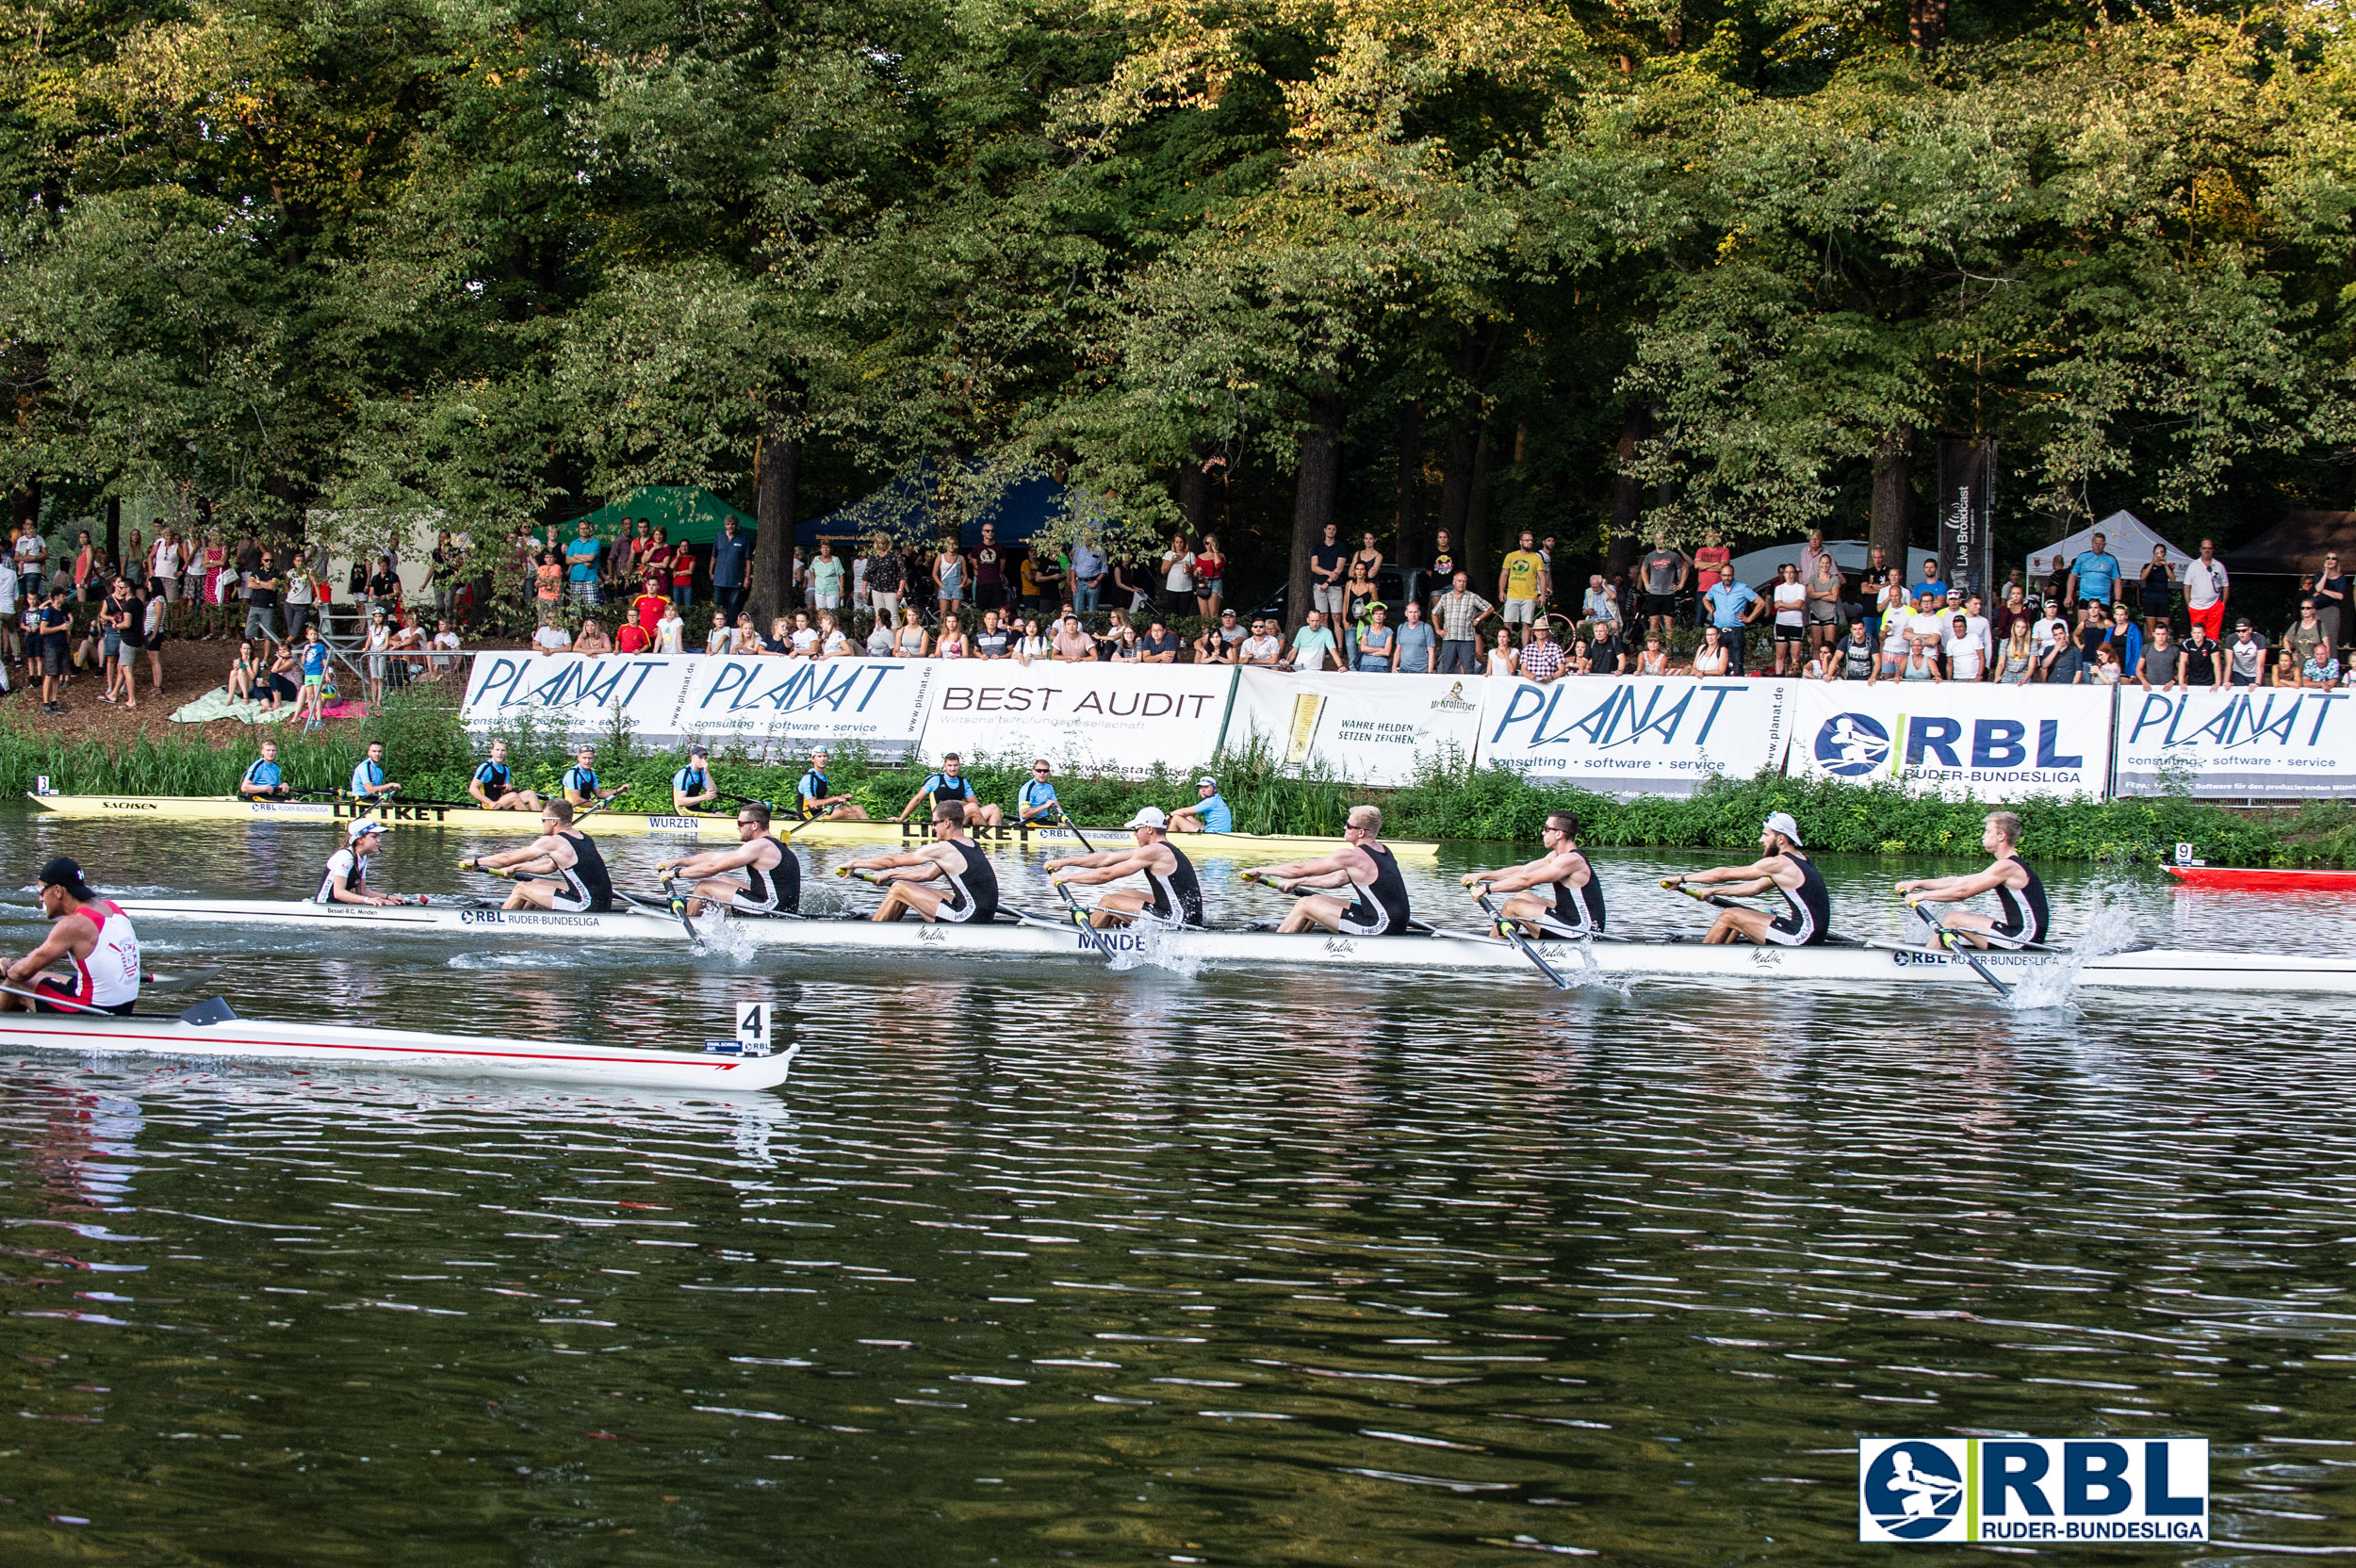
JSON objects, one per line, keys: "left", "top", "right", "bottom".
{"left": 315, "top": 819, "right": 407, "bottom": 906}
{"left": 1045, "top": 806, "right": 1204, "bottom": 930}
{"left": 1169, "top": 776, "right": 1232, "bottom": 835}
{"left": 1662, "top": 810, "right": 1832, "bottom": 947}
{"left": 671, "top": 743, "right": 720, "bottom": 815}
{"left": 0, "top": 858, "right": 141, "bottom": 1015}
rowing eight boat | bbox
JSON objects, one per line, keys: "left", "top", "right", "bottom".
{"left": 2165, "top": 865, "right": 2356, "bottom": 893}
{"left": 112, "top": 898, "right": 2356, "bottom": 994}
{"left": 0, "top": 994, "right": 799, "bottom": 1090}
{"left": 26, "top": 793, "right": 1435, "bottom": 858}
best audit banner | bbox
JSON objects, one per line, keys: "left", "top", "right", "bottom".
{"left": 2113, "top": 687, "right": 2356, "bottom": 798}
{"left": 1225, "top": 669, "right": 1484, "bottom": 787}
{"left": 1784, "top": 680, "right": 2113, "bottom": 799}
{"left": 462, "top": 653, "right": 697, "bottom": 746}
{"left": 917, "top": 662, "right": 1239, "bottom": 777}
{"left": 1473, "top": 676, "right": 1792, "bottom": 794}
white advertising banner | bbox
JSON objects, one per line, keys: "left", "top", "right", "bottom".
{"left": 1783, "top": 680, "right": 2113, "bottom": 799}
{"left": 1224, "top": 669, "right": 1483, "bottom": 786}
{"left": 674, "top": 657, "right": 935, "bottom": 759}
{"left": 918, "top": 662, "right": 1238, "bottom": 777}
{"left": 2113, "top": 687, "right": 2356, "bottom": 798}
{"left": 1472, "top": 676, "right": 1792, "bottom": 794}
{"left": 462, "top": 654, "right": 697, "bottom": 746}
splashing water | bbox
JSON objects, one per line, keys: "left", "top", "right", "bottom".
{"left": 1097, "top": 910, "right": 1205, "bottom": 979}
{"left": 2004, "top": 901, "right": 2147, "bottom": 1012}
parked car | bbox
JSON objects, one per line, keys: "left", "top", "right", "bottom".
{"left": 1251, "top": 565, "right": 1412, "bottom": 624}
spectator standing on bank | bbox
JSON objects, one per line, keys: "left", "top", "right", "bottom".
{"left": 1394, "top": 600, "right": 1436, "bottom": 674}
{"left": 1518, "top": 619, "right": 1565, "bottom": 682}
{"left": 2139, "top": 623, "right": 2184, "bottom": 689}
{"left": 1309, "top": 522, "right": 1347, "bottom": 616}
{"left": 2067, "top": 531, "right": 2121, "bottom": 611}
{"left": 565, "top": 519, "right": 602, "bottom": 606}
{"left": 1285, "top": 609, "right": 1339, "bottom": 672}
{"left": 1691, "top": 532, "right": 1731, "bottom": 628}
{"left": 1637, "top": 533, "right": 1687, "bottom": 640}
{"left": 867, "top": 533, "right": 904, "bottom": 622}
{"left": 1422, "top": 530, "right": 1457, "bottom": 612}
{"left": 1159, "top": 532, "right": 1195, "bottom": 618}
{"left": 1501, "top": 530, "right": 1550, "bottom": 633}
{"left": 934, "top": 537, "right": 967, "bottom": 617}
{"left": 1485, "top": 626, "right": 1518, "bottom": 678}
{"left": 1355, "top": 605, "right": 1397, "bottom": 671}
{"left": 972, "top": 522, "right": 1006, "bottom": 612}
{"left": 2313, "top": 549, "right": 2347, "bottom": 652}
{"left": 1432, "top": 570, "right": 1494, "bottom": 676}
{"left": 1191, "top": 533, "right": 1225, "bottom": 619}
{"left": 711, "top": 516, "right": 751, "bottom": 621}
{"left": 1705, "top": 569, "right": 1761, "bottom": 676}
{"left": 1070, "top": 531, "right": 1105, "bottom": 612}
{"left": 809, "top": 539, "right": 844, "bottom": 612}
{"left": 2138, "top": 544, "right": 2174, "bottom": 638}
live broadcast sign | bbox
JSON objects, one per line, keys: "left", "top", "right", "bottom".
{"left": 460, "top": 655, "right": 2354, "bottom": 800}
{"left": 1860, "top": 1438, "right": 2206, "bottom": 1544}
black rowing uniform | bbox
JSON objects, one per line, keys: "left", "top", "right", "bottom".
{"left": 1990, "top": 855, "right": 2049, "bottom": 944}
{"left": 727, "top": 837, "right": 802, "bottom": 916}
{"left": 930, "top": 840, "right": 1000, "bottom": 924}
{"left": 1146, "top": 844, "right": 1204, "bottom": 927}
{"left": 473, "top": 760, "right": 514, "bottom": 803}
{"left": 1336, "top": 843, "right": 1412, "bottom": 937}
{"left": 1761, "top": 852, "right": 1831, "bottom": 946}
{"left": 548, "top": 828, "right": 614, "bottom": 913}
{"left": 1538, "top": 852, "right": 1607, "bottom": 936}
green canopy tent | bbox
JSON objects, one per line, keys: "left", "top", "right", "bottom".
{"left": 564, "top": 486, "right": 756, "bottom": 544}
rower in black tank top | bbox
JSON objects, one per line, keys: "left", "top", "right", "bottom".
{"left": 1991, "top": 855, "right": 2048, "bottom": 943}
{"left": 1552, "top": 852, "right": 1607, "bottom": 934}
{"left": 934, "top": 840, "right": 1000, "bottom": 924}
{"left": 558, "top": 828, "right": 614, "bottom": 913}
{"left": 1762, "top": 853, "right": 1831, "bottom": 946}
{"left": 1336, "top": 844, "right": 1412, "bottom": 936}
{"left": 741, "top": 837, "right": 802, "bottom": 915}
{"left": 1147, "top": 844, "right": 1204, "bottom": 926}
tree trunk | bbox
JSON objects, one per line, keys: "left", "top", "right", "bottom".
{"left": 1287, "top": 395, "right": 1344, "bottom": 629}
{"left": 1909, "top": 0, "right": 1948, "bottom": 53}
{"left": 1177, "top": 455, "right": 1215, "bottom": 540}
{"left": 751, "top": 384, "right": 804, "bottom": 626}
{"left": 1605, "top": 407, "right": 1647, "bottom": 578}
{"left": 1393, "top": 400, "right": 1423, "bottom": 577}
{"left": 105, "top": 497, "right": 121, "bottom": 566}
{"left": 1464, "top": 424, "right": 1496, "bottom": 586}
{"left": 1870, "top": 427, "right": 1912, "bottom": 568}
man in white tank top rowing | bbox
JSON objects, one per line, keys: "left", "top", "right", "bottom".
{"left": 654, "top": 801, "right": 803, "bottom": 919}
{"left": 1459, "top": 808, "right": 1607, "bottom": 939}
{"left": 1243, "top": 804, "right": 1414, "bottom": 936}
{"left": 839, "top": 800, "right": 1002, "bottom": 923}
{"left": 1044, "top": 807, "right": 1205, "bottom": 929}
{"left": 461, "top": 799, "right": 616, "bottom": 912}
{"left": 1, "top": 857, "right": 142, "bottom": 1016}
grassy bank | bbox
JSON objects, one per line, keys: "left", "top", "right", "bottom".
{"left": 5, "top": 690, "right": 2351, "bottom": 868}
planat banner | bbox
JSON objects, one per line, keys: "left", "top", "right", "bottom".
{"left": 917, "top": 662, "right": 1239, "bottom": 777}
{"left": 1224, "top": 669, "right": 1484, "bottom": 787}
{"left": 1472, "top": 675, "right": 1792, "bottom": 794}
{"left": 1783, "top": 680, "right": 2113, "bottom": 799}
{"left": 674, "top": 656, "right": 935, "bottom": 759}
{"left": 461, "top": 653, "right": 698, "bottom": 746}
{"left": 2112, "top": 686, "right": 2356, "bottom": 798}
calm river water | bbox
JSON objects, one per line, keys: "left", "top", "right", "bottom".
{"left": 1, "top": 811, "right": 2351, "bottom": 1565}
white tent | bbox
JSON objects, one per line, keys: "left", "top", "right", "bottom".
{"left": 2023, "top": 510, "right": 2191, "bottom": 585}
{"left": 1726, "top": 538, "right": 1872, "bottom": 588}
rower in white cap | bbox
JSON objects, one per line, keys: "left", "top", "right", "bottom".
{"left": 1044, "top": 807, "right": 1204, "bottom": 929}
{"left": 316, "top": 818, "right": 409, "bottom": 906}
{"left": 1664, "top": 810, "right": 1832, "bottom": 946}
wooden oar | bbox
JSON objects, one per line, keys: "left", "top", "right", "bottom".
{"left": 1908, "top": 899, "right": 2014, "bottom": 1000}
{"left": 1473, "top": 887, "right": 1574, "bottom": 989}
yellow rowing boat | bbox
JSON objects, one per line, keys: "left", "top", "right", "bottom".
{"left": 23, "top": 793, "right": 1438, "bottom": 858}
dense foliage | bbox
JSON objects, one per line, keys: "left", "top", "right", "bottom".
{"left": 2, "top": 0, "right": 2351, "bottom": 601}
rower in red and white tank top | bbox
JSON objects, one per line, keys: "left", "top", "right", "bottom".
{"left": 1, "top": 857, "right": 141, "bottom": 1016}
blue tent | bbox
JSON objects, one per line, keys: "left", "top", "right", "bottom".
{"left": 797, "top": 466, "right": 1064, "bottom": 548}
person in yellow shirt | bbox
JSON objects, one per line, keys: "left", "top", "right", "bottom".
{"left": 1498, "top": 530, "right": 1548, "bottom": 629}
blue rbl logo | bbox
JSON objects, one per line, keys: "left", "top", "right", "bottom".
{"left": 1859, "top": 1438, "right": 2207, "bottom": 1544}
{"left": 1815, "top": 714, "right": 1892, "bottom": 777}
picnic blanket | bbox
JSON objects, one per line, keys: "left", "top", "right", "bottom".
{"left": 170, "top": 686, "right": 368, "bottom": 726}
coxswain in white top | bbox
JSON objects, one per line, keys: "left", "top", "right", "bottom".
{"left": 1894, "top": 809, "right": 2051, "bottom": 948}
{"left": 316, "top": 819, "right": 409, "bottom": 906}
{"left": 349, "top": 740, "right": 400, "bottom": 802}
{"left": 841, "top": 800, "right": 1001, "bottom": 923}
{"left": 1248, "top": 805, "right": 1413, "bottom": 936}
{"left": 671, "top": 745, "right": 720, "bottom": 814}
{"left": 1668, "top": 811, "right": 1833, "bottom": 946}
{"left": 467, "top": 739, "right": 541, "bottom": 811}
{"left": 655, "top": 801, "right": 802, "bottom": 918}
{"left": 1, "top": 857, "right": 140, "bottom": 1015}
{"left": 1463, "top": 808, "right": 1606, "bottom": 938}
{"left": 1045, "top": 807, "right": 1205, "bottom": 929}
{"left": 463, "top": 799, "right": 615, "bottom": 912}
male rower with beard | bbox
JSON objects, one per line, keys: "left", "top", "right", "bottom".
{"left": 1666, "top": 810, "right": 1831, "bottom": 946}
{"left": 462, "top": 799, "right": 615, "bottom": 913}
{"left": 0, "top": 858, "right": 140, "bottom": 1015}
{"left": 466, "top": 739, "right": 542, "bottom": 811}
{"left": 655, "top": 801, "right": 802, "bottom": 918}
{"left": 1893, "top": 808, "right": 2049, "bottom": 948}
{"left": 841, "top": 801, "right": 1001, "bottom": 923}
{"left": 1044, "top": 806, "right": 1203, "bottom": 929}
{"left": 1460, "top": 808, "right": 1605, "bottom": 938}
{"left": 316, "top": 818, "right": 408, "bottom": 906}
{"left": 1244, "top": 804, "right": 1412, "bottom": 936}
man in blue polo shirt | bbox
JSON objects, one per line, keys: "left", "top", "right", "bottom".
{"left": 671, "top": 743, "right": 720, "bottom": 813}
{"left": 1909, "top": 557, "right": 1949, "bottom": 602}
{"left": 1704, "top": 574, "right": 1761, "bottom": 676}
{"left": 898, "top": 752, "right": 1004, "bottom": 826}
{"left": 1018, "top": 759, "right": 1065, "bottom": 825}
{"left": 564, "top": 519, "right": 604, "bottom": 606}
{"left": 709, "top": 516, "right": 751, "bottom": 623}
{"left": 239, "top": 739, "right": 289, "bottom": 798}
{"left": 2068, "top": 531, "right": 2122, "bottom": 610}
{"left": 1170, "top": 776, "right": 1233, "bottom": 835}
{"left": 349, "top": 740, "right": 401, "bottom": 802}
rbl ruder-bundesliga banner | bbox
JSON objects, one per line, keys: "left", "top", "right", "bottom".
{"left": 1225, "top": 669, "right": 1483, "bottom": 787}
{"left": 1783, "top": 681, "right": 2113, "bottom": 800}
{"left": 461, "top": 654, "right": 935, "bottom": 757}
{"left": 1472, "top": 676, "right": 1792, "bottom": 794}
{"left": 2112, "top": 686, "right": 2356, "bottom": 798}
{"left": 916, "top": 662, "right": 1239, "bottom": 778}
{"left": 1860, "top": 1437, "right": 2206, "bottom": 1544}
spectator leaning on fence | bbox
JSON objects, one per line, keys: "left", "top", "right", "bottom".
{"left": 1394, "top": 600, "right": 1436, "bottom": 674}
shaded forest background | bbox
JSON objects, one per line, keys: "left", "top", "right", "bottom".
{"left": 3, "top": 0, "right": 2352, "bottom": 615}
